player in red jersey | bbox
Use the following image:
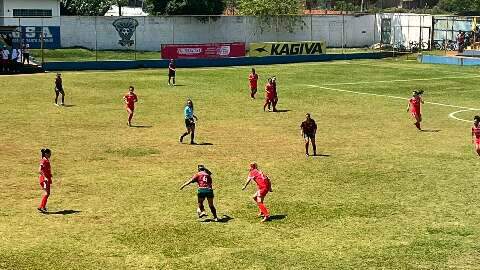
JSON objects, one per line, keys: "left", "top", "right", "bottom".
{"left": 180, "top": 165, "right": 219, "bottom": 221}
{"left": 248, "top": 68, "right": 259, "bottom": 99}
{"left": 301, "top": 113, "right": 318, "bottom": 156}
{"left": 242, "top": 162, "right": 273, "bottom": 222}
{"left": 407, "top": 90, "right": 424, "bottom": 131}
{"left": 472, "top": 115, "right": 480, "bottom": 156}
{"left": 263, "top": 78, "right": 275, "bottom": 112}
{"left": 123, "top": 86, "right": 138, "bottom": 127}
{"left": 38, "top": 148, "right": 52, "bottom": 213}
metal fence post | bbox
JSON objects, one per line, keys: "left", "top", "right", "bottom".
{"left": 95, "top": 16, "right": 98, "bottom": 61}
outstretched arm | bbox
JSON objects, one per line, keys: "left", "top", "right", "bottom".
{"left": 406, "top": 102, "right": 410, "bottom": 112}
{"left": 242, "top": 178, "right": 252, "bottom": 190}
{"left": 180, "top": 179, "right": 194, "bottom": 190}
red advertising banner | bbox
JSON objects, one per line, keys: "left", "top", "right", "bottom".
{"left": 161, "top": 43, "right": 246, "bottom": 59}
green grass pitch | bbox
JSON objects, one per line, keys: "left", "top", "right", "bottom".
{"left": 2, "top": 59, "right": 480, "bottom": 269}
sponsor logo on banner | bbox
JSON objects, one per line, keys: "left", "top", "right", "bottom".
{"left": 177, "top": 48, "right": 203, "bottom": 55}
{"left": 249, "top": 41, "right": 326, "bottom": 57}
{"left": 161, "top": 43, "right": 245, "bottom": 59}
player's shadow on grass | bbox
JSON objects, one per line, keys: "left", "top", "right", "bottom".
{"left": 45, "top": 209, "right": 81, "bottom": 215}
{"left": 131, "top": 125, "right": 153, "bottom": 128}
{"left": 63, "top": 104, "right": 76, "bottom": 108}
{"left": 201, "top": 215, "right": 233, "bottom": 223}
{"left": 311, "top": 154, "right": 331, "bottom": 157}
{"left": 269, "top": 214, "right": 287, "bottom": 221}
{"left": 273, "top": 109, "right": 291, "bottom": 113}
{"left": 191, "top": 142, "right": 213, "bottom": 146}
{"left": 421, "top": 129, "right": 441, "bottom": 132}
{"left": 171, "top": 84, "right": 186, "bottom": 87}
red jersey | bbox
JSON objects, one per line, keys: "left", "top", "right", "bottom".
{"left": 39, "top": 157, "right": 52, "bottom": 183}
{"left": 249, "top": 73, "right": 258, "bottom": 89}
{"left": 265, "top": 83, "right": 274, "bottom": 99}
{"left": 248, "top": 169, "right": 271, "bottom": 190}
{"left": 124, "top": 92, "right": 137, "bottom": 108}
{"left": 272, "top": 81, "right": 277, "bottom": 97}
{"left": 409, "top": 97, "right": 421, "bottom": 114}
{"left": 192, "top": 171, "right": 213, "bottom": 189}
{"left": 472, "top": 126, "right": 480, "bottom": 139}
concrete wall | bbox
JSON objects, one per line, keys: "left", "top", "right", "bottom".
{"left": 58, "top": 14, "right": 432, "bottom": 51}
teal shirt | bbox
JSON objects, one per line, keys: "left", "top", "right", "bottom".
{"left": 184, "top": 106, "right": 193, "bottom": 119}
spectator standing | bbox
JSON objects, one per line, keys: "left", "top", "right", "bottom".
{"left": 2, "top": 46, "right": 10, "bottom": 73}
{"left": 11, "top": 48, "right": 19, "bottom": 73}
{"left": 22, "top": 44, "right": 30, "bottom": 64}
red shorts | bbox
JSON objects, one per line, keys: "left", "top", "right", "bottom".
{"left": 39, "top": 178, "right": 51, "bottom": 191}
{"left": 126, "top": 105, "right": 135, "bottom": 112}
{"left": 411, "top": 112, "right": 421, "bottom": 118}
{"left": 475, "top": 138, "right": 480, "bottom": 145}
{"left": 256, "top": 188, "right": 269, "bottom": 198}
{"left": 250, "top": 85, "right": 257, "bottom": 91}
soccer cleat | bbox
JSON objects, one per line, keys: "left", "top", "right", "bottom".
{"left": 190, "top": 142, "right": 196, "bottom": 145}
{"left": 54, "top": 103, "right": 59, "bottom": 106}
{"left": 61, "top": 103, "right": 65, "bottom": 106}
{"left": 261, "top": 216, "right": 270, "bottom": 223}
{"left": 213, "top": 217, "right": 219, "bottom": 222}
{"left": 198, "top": 212, "right": 207, "bottom": 218}
{"left": 306, "top": 153, "right": 309, "bottom": 157}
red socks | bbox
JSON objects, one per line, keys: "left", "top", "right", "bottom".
{"left": 415, "top": 122, "right": 421, "bottom": 130}
{"left": 39, "top": 195, "right": 49, "bottom": 209}
{"left": 257, "top": 202, "right": 269, "bottom": 217}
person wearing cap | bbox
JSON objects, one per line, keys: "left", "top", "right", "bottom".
{"left": 168, "top": 59, "right": 176, "bottom": 86}
{"left": 180, "top": 165, "right": 219, "bottom": 221}
{"left": 54, "top": 73, "right": 65, "bottom": 106}
{"left": 242, "top": 162, "right": 272, "bottom": 223}
{"left": 1, "top": 46, "right": 9, "bottom": 72}
{"left": 300, "top": 113, "right": 317, "bottom": 156}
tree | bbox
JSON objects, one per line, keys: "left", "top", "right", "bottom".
{"left": 437, "top": 0, "right": 480, "bottom": 13}
{"left": 145, "top": 0, "right": 170, "bottom": 15}
{"left": 237, "top": 0, "right": 303, "bottom": 15}
{"left": 165, "top": 0, "right": 226, "bottom": 15}
{"left": 60, "top": 0, "right": 128, "bottom": 16}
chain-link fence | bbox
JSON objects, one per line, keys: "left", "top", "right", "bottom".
{"left": 0, "top": 14, "right": 436, "bottom": 63}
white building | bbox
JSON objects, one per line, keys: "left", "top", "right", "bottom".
{"left": 0, "top": 0, "right": 60, "bottom": 26}
{"left": 104, "top": 5, "right": 149, "bottom": 17}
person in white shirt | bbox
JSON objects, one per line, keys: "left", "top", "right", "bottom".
{"left": 22, "top": 44, "right": 30, "bottom": 64}
{"left": 2, "top": 46, "right": 9, "bottom": 72}
{"left": 11, "top": 48, "right": 19, "bottom": 72}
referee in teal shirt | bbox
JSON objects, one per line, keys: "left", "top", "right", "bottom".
{"left": 180, "top": 99, "right": 198, "bottom": 144}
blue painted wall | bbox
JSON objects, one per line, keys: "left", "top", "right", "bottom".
{"left": 419, "top": 54, "right": 480, "bottom": 66}
{"left": 43, "top": 52, "right": 392, "bottom": 71}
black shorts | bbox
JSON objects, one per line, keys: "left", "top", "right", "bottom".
{"left": 169, "top": 71, "right": 176, "bottom": 77}
{"left": 197, "top": 188, "right": 214, "bottom": 199}
{"left": 304, "top": 133, "right": 315, "bottom": 139}
{"left": 55, "top": 87, "right": 64, "bottom": 94}
{"left": 185, "top": 118, "right": 195, "bottom": 128}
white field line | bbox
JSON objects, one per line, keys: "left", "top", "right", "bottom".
{"left": 305, "top": 84, "right": 480, "bottom": 123}
{"left": 321, "top": 75, "right": 480, "bottom": 86}
{"left": 448, "top": 109, "right": 478, "bottom": 123}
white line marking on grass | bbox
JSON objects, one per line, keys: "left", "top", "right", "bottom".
{"left": 320, "top": 75, "right": 480, "bottom": 86}
{"left": 305, "top": 84, "right": 480, "bottom": 123}
{"left": 448, "top": 109, "right": 479, "bottom": 123}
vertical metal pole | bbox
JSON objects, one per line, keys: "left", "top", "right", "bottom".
{"left": 172, "top": 16, "right": 175, "bottom": 44}
{"left": 342, "top": 13, "right": 345, "bottom": 54}
{"left": 373, "top": 13, "right": 377, "bottom": 52}
{"left": 134, "top": 21, "right": 137, "bottom": 61}
{"left": 310, "top": 13, "right": 313, "bottom": 41}
{"left": 41, "top": 32, "right": 44, "bottom": 65}
{"left": 95, "top": 16, "right": 98, "bottom": 61}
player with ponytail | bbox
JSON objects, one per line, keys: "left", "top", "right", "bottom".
{"left": 38, "top": 148, "right": 52, "bottom": 212}
{"left": 242, "top": 162, "right": 273, "bottom": 222}
{"left": 407, "top": 90, "right": 424, "bottom": 131}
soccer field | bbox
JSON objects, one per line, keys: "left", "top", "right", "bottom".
{"left": 2, "top": 59, "right": 480, "bottom": 269}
